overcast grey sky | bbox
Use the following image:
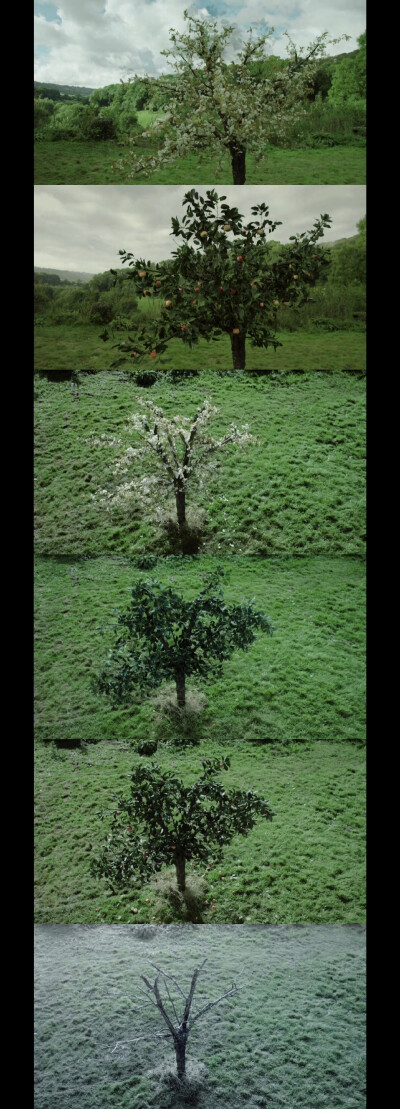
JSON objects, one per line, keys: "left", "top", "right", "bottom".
{"left": 34, "top": 0, "right": 366, "bottom": 87}
{"left": 34, "top": 185, "right": 366, "bottom": 274}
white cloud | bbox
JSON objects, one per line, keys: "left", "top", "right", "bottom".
{"left": 34, "top": 185, "right": 366, "bottom": 273}
{"left": 34, "top": 0, "right": 366, "bottom": 87}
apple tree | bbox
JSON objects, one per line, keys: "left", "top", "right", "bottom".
{"left": 106, "top": 189, "right": 331, "bottom": 371}
{"left": 91, "top": 756, "right": 274, "bottom": 894}
{"left": 91, "top": 569, "right": 273, "bottom": 710}
{"left": 117, "top": 11, "right": 346, "bottom": 184}
{"left": 91, "top": 396, "right": 255, "bottom": 545}
{"left": 111, "top": 957, "right": 242, "bottom": 1082}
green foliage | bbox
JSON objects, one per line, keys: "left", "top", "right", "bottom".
{"left": 91, "top": 755, "right": 274, "bottom": 894}
{"left": 33, "top": 270, "right": 138, "bottom": 328}
{"left": 113, "top": 189, "right": 331, "bottom": 369}
{"left": 92, "top": 569, "right": 273, "bottom": 708}
{"left": 34, "top": 96, "right": 55, "bottom": 130}
{"left": 80, "top": 109, "right": 118, "bottom": 141}
{"left": 281, "top": 96, "right": 365, "bottom": 149}
{"left": 35, "top": 735, "right": 366, "bottom": 920}
{"left": 328, "top": 32, "right": 366, "bottom": 108}
{"left": 328, "top": 220, "right": 366, "bottom": 287}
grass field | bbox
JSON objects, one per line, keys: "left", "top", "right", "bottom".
{"left": 34, "top": 923, "right": 366, "bottom": 1108}
{"left": 34, "top": 323, "right": 366, "bottom": 373}
{"left": 34, "top": 554, "right": 365, "bottom": 743}
{"left": 34, "top": 370, "right": 366, "bottom": 561}
{"left": 34, "top": 137, "right": 366, "bottom": 185}
{"left": 34, "top": 369, "right": 365, "bottom": 924}
{"left": 34, "top": 738, "right": 365, "bottom": 924}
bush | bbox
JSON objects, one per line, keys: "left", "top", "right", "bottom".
{"left": 136, "top": 738, "right": 158, "bottom": 756}
{"left": 48, "top": 127, "right": 77, "bottom": 141}
{"left": 82, "top": 115, "right": 118, "bottom": 141}
{"left": 132, "top": 370, "right": 158, "bottom": 387}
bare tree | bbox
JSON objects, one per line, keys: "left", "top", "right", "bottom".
{"left": 112, "top": 958, "right": 242, "bottom": 1081}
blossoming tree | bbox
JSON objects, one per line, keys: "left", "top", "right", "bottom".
{"left": 117, "top": 11, "right": 346, "bottom": 184}
{"left": 106, "top": 189, "right": 331, "bottom": 371}
{"left": 91, "top": 396, "right": 255, "bottom": 546}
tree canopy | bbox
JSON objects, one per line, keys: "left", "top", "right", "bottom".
{"left": 109, "top": 189, "right": 331, "bottom": 370}
{"left": 91, "top": 756, "right": 274, "bottom": 894}
{"left": 116, "top": 10, "right": 347, "bottom": 183}
{"left": 92, "top": 568, "right": 273, "bottom": 708}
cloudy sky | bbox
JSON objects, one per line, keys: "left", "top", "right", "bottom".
{"left": 34, "top": 1, "right": 366, "bottom": 88}
{"left": 34, "top": 185, "right": 366, "bottom": 274}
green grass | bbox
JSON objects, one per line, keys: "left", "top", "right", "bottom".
{"left": 34, "top": 137, "right": 366, "bottom": 184}
{"left": 34, "top": 370, "right": 366, "bottom": 561}
{"left": 35, "top": 739, "right": 365, "bottom": 924}
{"left": 34, "top": 370, "right": 365, "bottom": 924}
{"left": 34, "top": 323, "right": 366, "bottom": 372}
{"left": 34, "top": 555, "right": 365, "bottom": 743}
{"left": 34, "top": 924, "right": 366, "bottom": 1108}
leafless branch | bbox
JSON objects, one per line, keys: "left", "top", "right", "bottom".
{"left": 189, "top": 983, "right": 243, "bottom": 1029}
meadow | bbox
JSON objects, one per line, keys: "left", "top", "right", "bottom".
{"left": 34, "top": 369, "right": 365, "bottom": 924}
{"left": 34, "top": 923, "right": 366, "bottom": 1108}
{"left": 34, "top": 136, "right": 366, "bottom": 185}
{"left": 34, "top": 323, "right": 366, "bottom": 373}
{"left": 35, "top": 737, "right": 365, "bottom": 924}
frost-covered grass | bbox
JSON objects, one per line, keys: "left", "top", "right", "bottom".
{"left": 34, "top": 923, "right": 366, "bottom": 1108}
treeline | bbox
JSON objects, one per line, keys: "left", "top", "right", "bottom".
{"left": 34, "top": 270, "right": 139, "bottom": 326}
{"left": 33, "top": 74, "right": 174, "bottom": 142}
{"left": 34, "top": 219, "right": 365, "bottom": 333}
{"left": 34, "top": 33, "right": 366, "bottom": 147}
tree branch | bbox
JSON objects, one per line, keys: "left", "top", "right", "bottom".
{"left": 188, "top": 982, "right": 243, "bottom": 1030}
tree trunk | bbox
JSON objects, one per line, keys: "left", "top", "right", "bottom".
{"left": 175, "top": 487, "right": 186, "bottom": 530}
{"left": 230, "top": 330, "right": 246, "bottom": 370}
{"left": 175, "top": 853, "right": 186, "bottom": 893}
{"left": 229, "top": 142, "right": 246, "bottom": 185}
{"left": 174, "top": 1031, "right": 187, "bottom": 1079}
{"left": 175, "top": 669, "right": 186, "bottom": 708}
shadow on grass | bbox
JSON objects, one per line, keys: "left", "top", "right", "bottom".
{"left": 153, "top": 873, "right": 208, "bottom": 924}
{"left": 152, "top": 689, "right": 208, "bottom": 748}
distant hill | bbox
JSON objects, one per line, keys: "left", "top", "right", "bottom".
{"left": 34, "top": 267, "right": 98, "bottom": 284}
{"left": 34, "top": 81, "right": 97, "bottom": 98}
